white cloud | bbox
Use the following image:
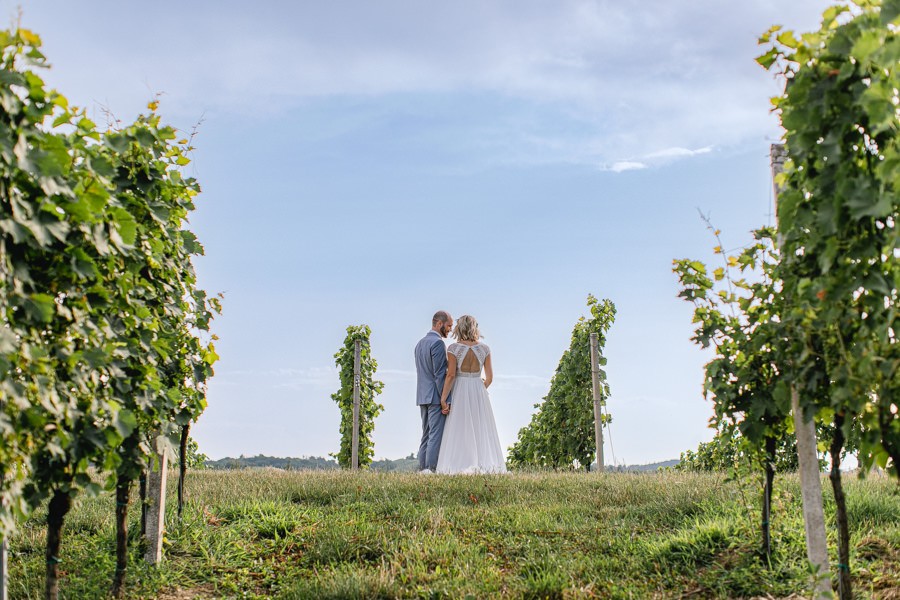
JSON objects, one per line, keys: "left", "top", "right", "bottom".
{"left": 645, "top": 146, "right": 713, "bottom": 160}
{"left": 604, "top": 145, "right": 713, "bottom": 173}
{"left": 609, "top": 161, "right": 648, "bottom": 173}
{"left": 19, "top": 0, "right": 827, "bottom": 168}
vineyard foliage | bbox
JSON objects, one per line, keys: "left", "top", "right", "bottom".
{"left": 674, "top": 0, "right": 898, "bottom": 589}
{"left": 759, "top": 0, "right": 899, "bottom": 477}
{"left": 508, "top": 295, "right": 615, "bottom": 470}
{"left": 676, "top": 0, "right": 899, "bottom": 484}
{"left": 675, "top": 427, "right": 801, "bottom": 474}
{"left": 674, "top": 228, "right": 796, "bottom": 475}
{"left": 331, "top": 325, "right": 384, "bottom": 469}
{"left": 0, "top": 25, "right": 218, "bottom": 552}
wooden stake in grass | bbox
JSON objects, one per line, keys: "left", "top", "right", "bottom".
{"left": 829, "top": 413, "right": 851, "bottom": 600}
{"left": 45, "top": 491, "right": 71, "bottom": 600}
{"left": 139, "top": 471, "right": 147, "bottom": 538}
{"left": 1, "top": 535, "right": 7, "bottom": 600}
{"left": 1, "top": 449, "right": 6, "bottom": 600}
{"left": 178, "top": 423, "right": 190, "bottom": 518}
{"left": 112, "top": 475, "right": 130, "bottom": 598}
{"left": 1, "top": 394, "right": 5, "bottom": 600}
{"left": 772, "top": 144, "right": 831, "bottom": 598}
{"left": 589, "top": 332, "right": 604, "bottom": 473}
{"left": 352, "top": 339, "right": 361, "bottom": 471}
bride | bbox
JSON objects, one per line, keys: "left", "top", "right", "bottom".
{"left": 435, "top": 315, "right": 507, "bottom": 474}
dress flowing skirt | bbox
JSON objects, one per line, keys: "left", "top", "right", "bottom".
{"left": 436, "top": 375, "right": 507, "bottom": 474}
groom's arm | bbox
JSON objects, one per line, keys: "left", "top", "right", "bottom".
{"left": 430, "top": 338, "right": 447, "bottom": 381}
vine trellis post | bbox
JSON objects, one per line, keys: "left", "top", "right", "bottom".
{"left": 143, "top": 447, "right": 170, "bottom": 565}
{"left": 771, "top": 143, "right": 831, "bottom": 597}
{"left": 589, "top": 332, "right": 604, "bottom": 472}
{"left": 351, "top": 339, "right": 361, "bottom": 471}
{"left": 1, "top": 394, "right": 5, "bottom": 600}
{"left": 1, "top": 533, "right": 6, "bottom": 600}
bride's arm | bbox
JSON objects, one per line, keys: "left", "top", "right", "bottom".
{"left": 440, "top": 353, "right": 457, "bottom": 413}
{"left": 483, "top": 354, "right": 493, "bottom": 389}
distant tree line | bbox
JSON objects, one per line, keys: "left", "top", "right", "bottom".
{"left": 205, "top": 453, "right": 420, "bottom": 472}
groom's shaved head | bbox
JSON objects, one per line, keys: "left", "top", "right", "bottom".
{"left": 432, "top": 311, "right": 451, "bottom": 326}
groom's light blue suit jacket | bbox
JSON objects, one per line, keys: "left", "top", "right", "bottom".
{"left": 414, "top": 330, "right": 450, "bottom": 406}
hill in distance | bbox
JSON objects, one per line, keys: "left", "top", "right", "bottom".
{"left": 205, "top": 454, "right": 678, "bottom": 472}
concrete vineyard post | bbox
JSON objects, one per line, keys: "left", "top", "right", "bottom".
{"left": 1, "top": 536, "right": 6, "bottom": 600}
{"left": 1, "top": 395, "right": 6, "bottom": 600}
{"left": 144, "top": 447, "right": 170, "bottom": 565}
{"left": 590, "top": 332, "right": 604, "bottom": 472}
{"left": 352, "top": 339, "right": 361, "bottom": 471}
{"left": 771, "top": 143, "right": 831, "bottom": 597}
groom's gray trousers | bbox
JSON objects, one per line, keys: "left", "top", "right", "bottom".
{"left": 419, "top": 404, "right": 446, "bottom": 471}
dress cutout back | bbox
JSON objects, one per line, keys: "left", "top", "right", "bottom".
{"left": 449, "top": 343, "right": 490, "bottom": 374}
{"left": 460, "top": 348, "right": 480, "bottom": 373}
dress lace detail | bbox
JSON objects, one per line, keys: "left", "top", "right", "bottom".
{"left": 448, "top": 342, "right": 490, "bottom": 371}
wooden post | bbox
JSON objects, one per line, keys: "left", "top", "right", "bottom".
{"left": 772, "top": 144, "right": 831, "bottom": 597}
{"left": 1, "top": 396, "right": 7, "bottom": 600}
{"left": 589, "top": 332, "right": 604, "bottom": 472}
{"left": 143, "top": 446, "right": 169, "bottom": 565}
{"left": 1, "top": 536, "right": 7, "bottom": 600}
{"left": 351, "top": 339, "right": 361, "bottom": 471}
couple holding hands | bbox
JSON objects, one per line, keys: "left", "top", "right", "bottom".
{"left": 414, "top": 311, "right": 507, "bottom": 475}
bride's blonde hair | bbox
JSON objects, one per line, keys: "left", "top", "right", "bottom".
{"left": 453, "top": 315, "right": 482, "bottom": 342}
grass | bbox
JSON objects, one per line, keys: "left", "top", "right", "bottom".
{"left": 5, "top": 470, "right": 899, "bottom": 598}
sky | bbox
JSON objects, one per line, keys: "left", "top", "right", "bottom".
{"left": 9, "top": 0, "right": 831, "bottom": 465}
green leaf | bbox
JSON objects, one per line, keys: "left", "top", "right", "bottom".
{"left": 135, "top": 128, "right": 156, "bottom": 147}
{"left": 851, "top": 30, "right": 883, "bottom": 63}
{"left": 776, "top": 30, "right": 798, "bottom": 49}
{"left": 846, "top": 186, "right": 892, "bottom": 220}
{"left": 114, "top": 409, "right": 138, "bottom": 437}
{"left": 104, "top": 133, "right": 130, "bottom": 153}
{"left": 881, "top": 0, "right": 900, "bottom": 25}
{"left": 70, "top": 248, "right": 98, "bottom": 279}
{"left": 42, "top": 218, "right": 70, "bottom": 243}
{"left": 109, "top": 207, "right": 137, "bottom": 249}
{"left": 76, "top": 117, "right": 96, "bottom": 133}
{"left": 756, "top": 47, "right": 779, "bottom": 70}
{"left": 30, "top": 135, "right": 69, "bottom": 178}
{"left": 758, "top": 25, "right": 782, "bottom": 45}
{"left": 24, "top": 294, "right": 55, "bottom": 323}
{"left": 0, "top": 327, "right": 17, "bottom": 353}
{"left": 81, "top": 181, "right": 109, "bottom": 213}
{"left": 180, "top": 230, "right": 202, "bottom": 255}
{"left": 0, "top": 69, "right": 26, "bottom": 87}
{"left": 87, "top": 154, "right": 116, "bottom": 179}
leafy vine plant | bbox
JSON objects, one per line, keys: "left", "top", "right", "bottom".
{"left": 756, "top": 2, "right": 899, "bottom": 595}
{"left": 675, "top": 1, "right": 898, "bottom": 595}
{"left": 508, "top": 295, "right": 615, "bottom": 471}
{"left": 0, "top": 26, "right": 219, "bottom": 599}
{"left": 331, "top": 325, "right": 384, "bottom": 469}
{"left": 674, "top": 223, "right": 806, "bottom": 564}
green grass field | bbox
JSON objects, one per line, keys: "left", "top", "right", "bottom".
{"left": 6, "top": 470, "right": 899, "bottom": 599}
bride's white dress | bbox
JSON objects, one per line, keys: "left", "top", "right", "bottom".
{"left": 436, "top": 342, "right": 507, "bottom": 474}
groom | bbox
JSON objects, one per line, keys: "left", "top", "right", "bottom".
{"left": 415, "top": 310, "right": 453, "bottom": 473}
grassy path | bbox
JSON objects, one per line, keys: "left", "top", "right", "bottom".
{"left": 7, "top": 470, "right": 899, "bottom": 598}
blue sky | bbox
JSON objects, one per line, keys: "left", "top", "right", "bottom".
{"left": 11, "top": 0, "right": 829, "bottom": 464}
